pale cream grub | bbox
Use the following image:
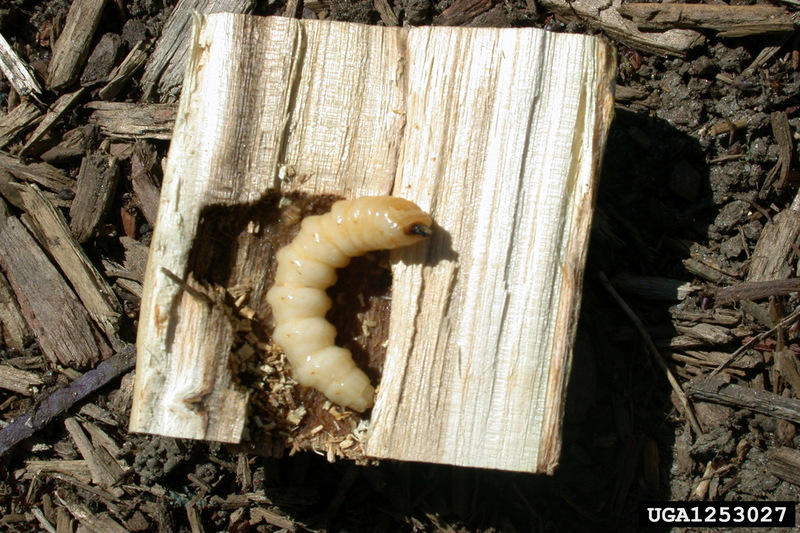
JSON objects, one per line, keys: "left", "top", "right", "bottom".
{"left": 266, "top": 196, "right": 432, "bottom": 412}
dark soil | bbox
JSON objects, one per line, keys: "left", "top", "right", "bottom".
{"left": 1, "top": 0, "right": 800, "bottom": 532}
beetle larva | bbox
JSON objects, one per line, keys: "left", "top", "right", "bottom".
{"left": 266, "top": 196, "right": 432, "bottom": 412}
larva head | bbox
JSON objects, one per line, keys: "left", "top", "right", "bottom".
{"left": 346, "top": 196, "right": 432, "bottom": 250}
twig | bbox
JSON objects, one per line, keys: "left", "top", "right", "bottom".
{"left": 599, "top": 271, "right": 704, "bottom": 435}
{"left": 0, "top": 345, "right": 136, "bottom": 457}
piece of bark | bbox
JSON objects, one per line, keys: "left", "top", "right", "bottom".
{"left": 130, "top": 140, "right": 161, "bottom": 226}
{"left": 0, "top": 32, "right": 43, "bottom": 97}
{"left": 97, "top": 40, "right": 148, "bottom": 101}
{"left": 674, "top": 323, "right": 733, "bottom": 345}
{"left": 19, "top": 88, "right": 88, "bottom": 157}
{"left": 0, "top": 153, "right": 75, "bottom": 193}
{"left": 618, "top": 4, "right": 794, "bottom": 38}
{"left": 130, "top": 14, "right": 614, "bottom": 473}
{"left": 17, "top": 184, "right": 122, "bottom": 348}
{"left": 69, "top": 153, "right": 120, "bottom": 243}
{"left": 0, "top": 345, "right": 135, "bottom": 457}
{"left": 685, "top": 376, "right": 800, "bottom": 425}
{"left": 80, "top": 33, "right": 124, "bottom": 86}
{"left": 0, "top": 363, "right": 44, "bottom": 395}
{"left": 0, "top": 270, "right": 31, "bottom": 348}
{"left": 47, "top": 0, "right": 109, "bottom": 90}
{"left": 86, "top": 101, "right": 176, "bottom": 140}
{"left": 0, "top": 197, "right": 111, "bottom": 368}
{"left": 716, "top": 278, "right": 800, "bottom": 304}
{"left": 537, "top": 0, "right": 705, "bottom": 56}
{"left": 141, "top": 0, "right": 256, "bottom": 101}
{"left": 766, "top": 446, "right": 800, "bottom": 487}
{"left": 0, "top": 101, "right": 42, "bottom": 150}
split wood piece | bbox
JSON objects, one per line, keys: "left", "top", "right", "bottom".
{"left": 0, "top": 197, "right": 111, "bottom": 369}
{"left": 0, "top": 101, "right": 42, "bottom": 150}
{"left": 432, "top": 0, "right": 493, "bottom": 26}
{"left": 130, "top": 14, "right": 615, "bottom": 473}
{"left": 19, "top": 88, "right": 89, "bottom": 157}
{"left": 766, "top": 446, "right": 800, "bottom": 487}
{"left": 130, "top": 140, "right": 161, "bottom": 226}
{"left": 69, "top": 152, "right": 120, "bottom": 243}
{"left": 747, "top": 191, "right": 800, "bottom": 282}
{"left": 0, "top": 32, "right": 43, "bottom": 97}
{"left": 141, "top": 0, "right": 256, "bottom": 101}
{"left": 97, "top": 40, "right": 148, "bottom": 101}
{"left": 618, "top": 4, "right": 795, "bottom": 38}
{"left": 537, "top": 0, "right": 705, "bottom": 57}
{"left": 86, "top": 101, "right": 176, "bottom": 140}
{"left": 0, "top": 153, "right": 75, "bottom": 194}
{"left": 47, "top": 0, "right": 108, "bottom": 91}
{"left": 685, "top": 376, "right": 800, "bottom": 425}
{"left": 64, "top": 417, "right": 125, "bottom": 497}
{"left": 0, "top": 270, "right": 31, "bottom": 349}
{"left": 0, "top": 363, "right": 44, "bottom": 395}
{"left": 54, "top": 493, "right": 128, "bottom": 533}
{"left": 17, "top": 184, "right": 123, "bottom": 348}
{"left": 0, "top": 345, "right": 135, "bottom": 457}
{"left": 716, "top": 278, "right": 800, "bottom": 305}
{"left": 22, "top": 460, "right": 92, "bottom": 484}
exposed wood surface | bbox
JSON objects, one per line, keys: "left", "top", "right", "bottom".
{"left": 47, "top": 0, "right": 108, "bottom": 90}
{"left": 18, "top": 184, "right": 122, "bottom": 348}
{"left": 130, "top": 140, "right": 161, "bottom": 226}
{"left": 0, "top": 32, "right": 43, "bottom": 97}
{"left": 86, "top": 101, "right": 176, "bottom": 139}
{"left": 538, "top": 0, "right": 706, "bottom": 56}
{"left": 747, "top": 192, "right": 800, "bottom": 282}
{"left": 130, "top": 14, "right": 614, "bottom": 473}
{"left": 141, "top": 0, "right": 256, "bottom": 101}
{"left": 0, "top": 197, "right": 111, "bottom": 368}
{"left": 0, "top": 346, "right": 135, "bottom": 457}
{"left": 618, "top": 4, "right": 795, "bottom": 37}
{"left": 69, "top": 153, "right": 120, "bottom": 243}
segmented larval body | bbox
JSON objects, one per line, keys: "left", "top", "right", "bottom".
{"left": 266, "top": 196, "right": 432, "bottom": 412}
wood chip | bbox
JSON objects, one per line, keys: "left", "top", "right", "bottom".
{"left": 0, "top": 269, "right": 32, "bottom": 349}
{"left": 537, "top": 0, "right": 705, "bottom": 56}
{"left": 97, "top": 40, "right": 148, "bottom": 101}
{"left": 22, "top": 460, "right": 92, "bottom": 484}
{"left": 716, "top": 278, "right": 800, "bottom": 304}
{"left": 618, "top": 4, "right": 794, "bottom": 37}
{"left": 766, "top": 446, "right": 800, "bottom": 486}
{"left": 64, "top": 417, "right": 125, "bottom": 495}
{"left": 130, "top": 140, "right": 161, "bottom": 226}
{"left": 141, "top": 0, "right": 257, "bottom": 101}
{"left": 0, "top": 32, "right": 43, "bottom": 96}
{"left": 19, "top": 88, "right": 89, "bottom": 157}
{"left": 0, "top": 153, "right": 75, "bottom": 193}
{"left": 0, "top": 363, "right": 44, "bottom": 395}
{"left": 47, "top": 0, "right": 109, "bottom": 90}
{"left": 0, "top": 197, "right": 111, "bottom": 368}
{"left": 686, "top": 377, "right": 800, "bottom": 425}
{"left": 18, "top": 184, "right": 122, "bottom": 348}
{"left": 69, "top": 152, "right": 120, "bottom": 243}
{"left": 0, "top": 101, "right": 42, "bottom": 150}
{"left": 86, "top": 101, "right": 176, "bottom": 140}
